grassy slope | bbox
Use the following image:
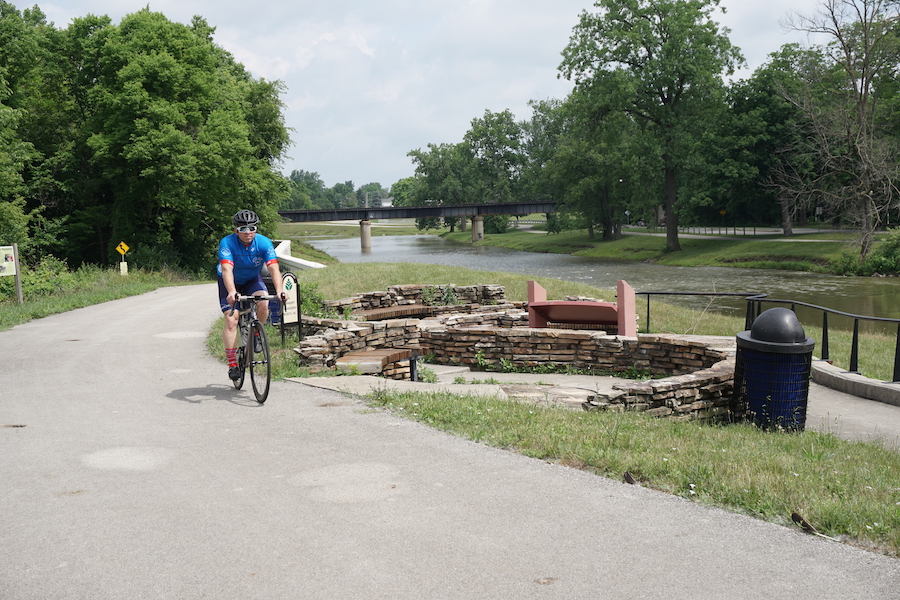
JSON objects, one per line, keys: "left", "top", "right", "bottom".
{"left": 442, "top": 228, "right": 855, "bottom": 272}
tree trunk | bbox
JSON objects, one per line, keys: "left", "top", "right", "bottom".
{"left": 664, "top": 162, "right": 680, "bottom": 251}
{"left": 860, "top": 192, "right": 877, "bottom": 260}
{"left": 780, "top": 198, "right": 793, "bottom": 236}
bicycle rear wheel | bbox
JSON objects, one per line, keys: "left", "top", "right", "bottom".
{"left": 248, "top": 320, "right": 271, "bottom": 403}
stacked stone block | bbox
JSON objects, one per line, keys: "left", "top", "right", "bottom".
{"left": 321, "top": 284, "right": 507, "bottom": 315}
{"left": 294, "top": 317, "right": 423, "bottom": 372}
{"left": 584, "top": 359, "right": 735, "bottom": 422}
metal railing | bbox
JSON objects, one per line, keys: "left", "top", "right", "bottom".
{"left": 637, "top": 291, "right": 900, "bottom": 383}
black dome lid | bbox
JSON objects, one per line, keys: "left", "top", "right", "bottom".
{"left": 751, "top": 307, "right": 807, "bottom": 343}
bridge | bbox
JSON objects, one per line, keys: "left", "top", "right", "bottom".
{"left": 278, "top": 201, "right": 557, "bottom": 250}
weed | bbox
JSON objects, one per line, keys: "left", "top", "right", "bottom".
{"left": 417, "top": 363, "right": 438, "bottom": 383}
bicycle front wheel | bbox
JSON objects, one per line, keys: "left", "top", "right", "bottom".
{"left": 233, "top": 345, "right": 246, "bottom": 390}
{"left": 248, "top": 320, "right": 271, "bottom": 404}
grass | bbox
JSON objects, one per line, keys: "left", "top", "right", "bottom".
{"left": 441, "top": 229, "right": 853, "bottom": 273}
{"left": 291, "top": 261, "right": 618, "bottom": 305}
{"left": 281, "top": 239, "right": 342, "bottom": 266}
{"left": 366, "top": 387, "right": 900, "bottom": 556}
{"left": 0, "top": 266, "right": 200, "bottom": 332}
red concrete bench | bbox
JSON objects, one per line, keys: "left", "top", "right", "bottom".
{"left": 527, "top": 280, "right": 637, "bottom": 337}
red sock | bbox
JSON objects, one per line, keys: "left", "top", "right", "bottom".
{"left": 226, "top": 348, "right": 238, "bottom": 368}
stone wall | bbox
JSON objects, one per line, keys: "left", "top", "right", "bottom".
{"left": 421, "top": 326, "right": 729, "bottom": 375}
{"left": 585, "top": 359, "right": 735, "bottom": 422}
{"left": 293, "top": 302, "right": 737, "bottom": 421}
{"left": 322, "top": 284, "right": 507, "bottom": 314}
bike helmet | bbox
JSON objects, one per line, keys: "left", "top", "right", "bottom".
{"left": 232, "top": 209, "right": 259, "bottom": 228}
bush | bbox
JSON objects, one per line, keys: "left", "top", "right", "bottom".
{"left": 546, "top": 212, "right": 580, "bottom": 234}
{"left": 0, "top": 256, "right": 75, "bottom": 299}
{"left": 832, "top": 229, "right": 900, "bottom": 276}
{"left": 484, "top": 214, "right": 510, "bottom": 234}
{"left": 297, "top": 280, "right": 335, "bottom": 318}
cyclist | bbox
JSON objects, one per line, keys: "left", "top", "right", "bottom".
{"left": 218, "top": 209, "right": 285, "bottom": 381}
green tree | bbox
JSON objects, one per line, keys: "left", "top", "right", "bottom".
{"left": 464, "top": 109, "right": 523, "bottom": 205}
{"left": 0, "top": 76, "right": 34, "bottom": 207}
{"left": 559, "top": 0, "right": 743, "bottom": 251}
{"left": 357, "top": 182, "right": 387, "bottom": 207}
{"left": 389, "top": 176, "right": 419, "bottom": 207}
{"left": 0, "top": 3, "right": 68, "bottom": 261}
{"left": 0, "top": 6, "right": 290, "bottom": 271}
{"left": 520, "top": 99, "right": 566, "bottom": 206}
{"left": 285, "top": 170, "right": 327, "bottom": 209}
{"left": 408, "top": 142, "right": 481, "bottom": 231}
{"left": 546, "top": 98, "right": 654, "bottom": 240}
{"left": 80, "top": 10, "right": 290, "bottom": 270}
{"left": 779, "top": 0, "right": 900, "bottom": 258}
{"left": 687, "top": 45, "right": 813, "bottom": 231}
{"left": 327, "top": 181, "right": 355, "bottom": 208}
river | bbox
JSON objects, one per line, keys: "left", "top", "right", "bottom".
{"left": 304, "top": 234, "right": 900, "bottom": 328}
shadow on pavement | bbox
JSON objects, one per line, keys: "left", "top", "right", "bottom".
{"left": 166, "top": 384, "right": 263, "bottom": 406}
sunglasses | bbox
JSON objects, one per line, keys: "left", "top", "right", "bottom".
{"left": 236, "top": 225, "right": 258, "bottom": 233}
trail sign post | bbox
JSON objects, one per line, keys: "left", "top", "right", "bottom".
{"left": 280, "top": 272, "right": 301, "bottom": 343}
{"left": 116, "top": 242, "right": 130, "bottom": 275}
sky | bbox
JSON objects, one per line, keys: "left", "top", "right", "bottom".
{"left": 35, "top": 0, "right": 825, "bottom": 189}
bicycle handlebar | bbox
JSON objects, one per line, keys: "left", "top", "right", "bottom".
{"left": 228, "top": 293, "right": 285, "bottom": 317}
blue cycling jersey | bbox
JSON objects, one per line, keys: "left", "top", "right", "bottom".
{"left": 217, "top": 233, "right": 278, "bottom": 285}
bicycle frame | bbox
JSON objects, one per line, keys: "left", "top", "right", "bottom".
{"left": 229, "top": 293, "right": 278, "bottom": 403}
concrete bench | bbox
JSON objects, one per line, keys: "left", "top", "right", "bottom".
{"left": 335, "top": 347, "right": 420, "bottom": 381}
{"left": 527, "top": 280, "right": 637, "bottom": 337}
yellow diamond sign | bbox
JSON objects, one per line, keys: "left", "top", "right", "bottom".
{"left": 116, "top": 242, "right": 130, "bottom": 256}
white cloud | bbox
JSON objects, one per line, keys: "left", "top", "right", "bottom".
{"left": 39, "top": 0, "right": 825, "bottom": 187}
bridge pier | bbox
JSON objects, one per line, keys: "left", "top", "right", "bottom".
{"left": 472, "top": 216, "right": 484, "bottom": 241}
{"left": 360, "top": 220, "right": 372, "bottom": 251}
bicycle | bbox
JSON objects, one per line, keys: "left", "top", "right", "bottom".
{"left": 229, "top": 293, "right": 279, "bottom": 404}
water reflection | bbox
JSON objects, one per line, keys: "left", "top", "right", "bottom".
{"left": 304, "top": 235, "right": 900, "bottom": 325}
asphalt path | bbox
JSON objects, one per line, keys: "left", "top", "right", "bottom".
{"left": 2, "top": 284, "right": 898, "bottom": 599}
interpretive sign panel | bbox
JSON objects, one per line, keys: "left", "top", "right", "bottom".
{"left": 282, "top": 272, "right": 299, "bottom": 325}
{"left": 0, "top": 246, "right": 16, "bottom": 277}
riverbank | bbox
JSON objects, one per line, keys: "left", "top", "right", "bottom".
{"left": 278, "top": 220, "right": 866, "bottom": 274}
{"left": 444, "top": 227, "right": 859, "bottom": 273}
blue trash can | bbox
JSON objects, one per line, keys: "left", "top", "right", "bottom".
{"left": 733, "top": 308, "right": 815, "bottom": 431}
{"left": 268, "top": 297, "right": 281, "bottom": 324}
